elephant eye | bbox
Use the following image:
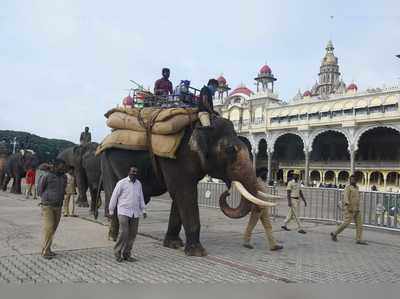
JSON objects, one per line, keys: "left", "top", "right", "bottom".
{"left": 225, "top": 145, "right": 237, "bottom": 160}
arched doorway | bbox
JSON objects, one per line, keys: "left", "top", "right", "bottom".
{"left": 386, "top": 172, "right": 399, "bottom": 186}
{"left": 370, "top": 171, "right": 384, "bottom": 189}
{"left": 311, "top": 131, "right": 350, "bottom": 162}
{"left": 310, "top": 170, "right": 321, "bottom": 186}
{"left": 357, "top": 127, "right": 400, "bottom": 161}
{"left": 324, "top": 170, "right": 335, "bottom": 185}
{"left": 354, "top": 171, "right": 365, "bottom": 185}
{"left": 386, "top": 172, "right": 399, "bottom": 192}
{"left": 273, "top": 134, "right": 304, "bottom": 183}
{"left": 338, "top": 171, "right": 349, "bottom": 185}
{"left": 256, "top": 138, "right": 268, "bottom": 171}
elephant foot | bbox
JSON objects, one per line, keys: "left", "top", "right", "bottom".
{"left": 163, "top": 236, "right": 184, "bottom": 249}
{"left": 185, "top": 243, "right": 207, "bottom": 257}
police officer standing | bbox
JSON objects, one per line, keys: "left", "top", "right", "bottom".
{"left": 330, "top": 175, "right": 368, "bottom": 245}
{"left": 281, "top": 170, "right": 307, "bottom": 234}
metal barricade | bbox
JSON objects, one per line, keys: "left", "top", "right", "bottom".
{"left": 197, "top": 182, "right": 279, "bottom": 218}
{"left": 197, "top": 182, "right": 400, "bottom": 231}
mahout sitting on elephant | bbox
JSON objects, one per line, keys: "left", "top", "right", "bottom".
{"left": 101, "top": 114, "right": 276, "bottom": 256}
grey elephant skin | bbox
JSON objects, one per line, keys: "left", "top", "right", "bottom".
{"left": 101, "top": 116, "right": 261, "bottom": 256}
{"left": 1, "top": 151, "right": 39, "bottom": 194}
{"left": 57, "top": 143, "right": 102, "bottom": 211}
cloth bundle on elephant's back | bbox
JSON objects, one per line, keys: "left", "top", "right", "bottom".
{"left": 105, "top": 107, "right": 198, "bottom": 135}
{"left": 96, "top": 129, "right": 185, "bottom": 159}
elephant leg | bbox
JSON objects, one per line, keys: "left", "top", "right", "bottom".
{"left": 179, "top": 188, "right": 206, "bottom": 256}
{"left": 163, "top": 200, "right": 184, "bottom": 249}
{"left": 75, "top": 168, "right": 89, "bottom": 207}
{"left": 0, "top": 172, "right": 4, "bottom": 189}
{"left": 10, "top": 178, "right": 17, "bottom": 193}
{"left": 170, "top": 184, "right": 206, "bottom": 257}
{"left": 2, "top": 175, "right": 10, "bottom": 191}
{"left": 15, "top": 176, "right": 22, "bottom": 194}
{"left": 89, "top": 187, "right": 96, "bottom": 213}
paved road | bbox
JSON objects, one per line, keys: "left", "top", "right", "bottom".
{"left": 1, "top": 191, "right": 400, "bottom": 284}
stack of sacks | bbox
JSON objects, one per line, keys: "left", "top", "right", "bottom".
{"left": 96, "top": 107, "right": 198, "bottom": 159}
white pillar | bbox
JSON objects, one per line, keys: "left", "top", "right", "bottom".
{"left": 304, "top": 150, "right": 310, "bottom": 186}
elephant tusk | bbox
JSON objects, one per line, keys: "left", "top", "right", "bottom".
{"left": 257, "top": 190, "right": 282, "bottom": 201}
{"left": 232, "top": 181, "right": 276, "bottom": 207}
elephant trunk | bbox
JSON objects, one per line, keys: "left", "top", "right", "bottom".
{"left": 219, "top": 148, "right": 256, "bottom": 218}
{"left": 219, "top": 148, "right": 278, "bottom": 218}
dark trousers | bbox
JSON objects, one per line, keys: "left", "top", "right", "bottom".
{"left": 114, "top": 215, "right": 139, "bottom": 258}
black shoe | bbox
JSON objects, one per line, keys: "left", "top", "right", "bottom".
{"left": 270, "top": 245, "right": 284, "bottom": 251}
{"left": 330, "top": 232, "right": 337, "bottom": 242}
{"left": 281, "top": 226, "right": 291, "bottom": 231}
{"left": 115, "top": 256, "right": 123, "bottom": 263}
{"left": 48, "top": 251, "right": 57, "bottom": 257}
{"left": 124, "top": 257, "right": 138, "bottom": 262}
{"left": 42, "top": 254, "right": 53, "bottom": 260}
{"left": 243, "top": 243, "right": 254, "bottom": 249}
{"left": 356, "top": 240, "right": 368, "bottom": 245}
{"left": 298, "top": 229, "right": 306, "bottom": 234}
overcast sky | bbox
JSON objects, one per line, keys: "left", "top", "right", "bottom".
{"left": 1, "top": 0, "right": 399, "bottom": 143}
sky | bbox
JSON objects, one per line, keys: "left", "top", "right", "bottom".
{"left": 1, "top": 0, "right": 399, "bottom": 143}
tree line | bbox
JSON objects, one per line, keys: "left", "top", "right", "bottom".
{"left": 0, "top": 130, "right": 75, "bottom": 163}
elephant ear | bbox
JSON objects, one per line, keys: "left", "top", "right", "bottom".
{"left": 188, "top": 128, "right": 208, "bottom": 171}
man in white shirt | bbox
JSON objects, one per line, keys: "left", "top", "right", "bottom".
{"left": 109, "top": 167, "right": 145, "bottom": 262}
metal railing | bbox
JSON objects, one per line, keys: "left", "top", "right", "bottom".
{"left": 197, "top": 182, "right": 400, "bottom": 231}
{"left": 197, "top": 182, "right": 279, "bottom": 218}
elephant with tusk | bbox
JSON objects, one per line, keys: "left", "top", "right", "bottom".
{"left": 101, "top": 115, "right": 276, "bottom": 256}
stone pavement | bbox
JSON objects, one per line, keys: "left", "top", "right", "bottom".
{"left": 1, "top": 191, "right": 400, "bottom": 284}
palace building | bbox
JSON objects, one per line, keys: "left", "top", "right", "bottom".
{"left": 213, "top": 41, "right": 400, "bottom": 191}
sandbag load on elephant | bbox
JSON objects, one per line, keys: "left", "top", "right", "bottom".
{"left": 96, "top": 107, "right": 198, "bottom": 159}
{"left": 95, "top": 129, "right": 184, "bottom": 159}
{"left": 105, "top": 106, "right": 198, "bottom": 134}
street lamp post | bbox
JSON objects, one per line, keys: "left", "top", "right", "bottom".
{"left": 11, "top": 137, "right": 17, "bottom": 154}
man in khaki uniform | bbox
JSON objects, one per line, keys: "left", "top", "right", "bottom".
{"left": 243, "top": 170, "right": 283, "bottom": 251}
{"left": 330, "top": 175, "right": 368, "bottom": 245}
{"left": 63, "top": 166, "right": 77, "bottom": 217}
{"left": 281, "top": 170, "right": 307, "bottom": 234}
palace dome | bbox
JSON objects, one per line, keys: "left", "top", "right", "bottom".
{"left": 347, "top": 83, "right": 358, "bottom": 91}
{"left": 217, "top": 75, "right": 227, "bottom": 85}
{"left": 229, "top": 85, "right": 253, "bottom": 97}
{"left": 259, "top": 64, "right": 272, "bottom": 74}
{"left": 303, "top": 90, "right": 312, "bottom": 97}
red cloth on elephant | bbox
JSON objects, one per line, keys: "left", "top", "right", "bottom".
{"left": 26, "top": 169, "right": 36, "bottom": 185}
